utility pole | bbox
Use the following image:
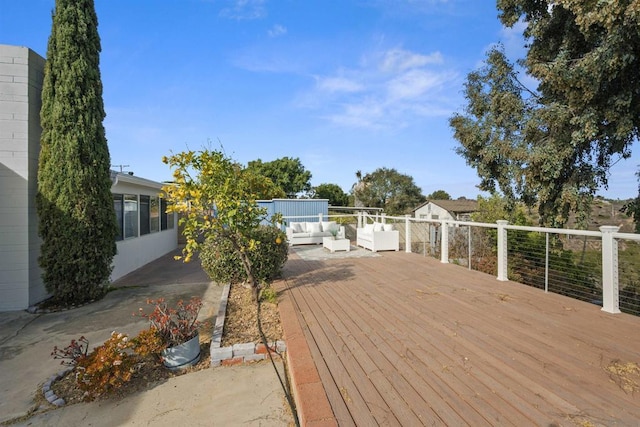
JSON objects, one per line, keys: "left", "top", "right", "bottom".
{"left": 112, "top": 164, "right": 129, "bottom": 173}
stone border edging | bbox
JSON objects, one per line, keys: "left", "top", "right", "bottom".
{"left": 41, "top": 367, "right": 73, "bottom": 407}
{"left": 209, "top": 283, "right": 286, "bottom": 367}
{"left": 274, "top": 280, "right": 338, "bottom": 426}
{"left": 210, "top": 283, "right": 230, "bottom": 350}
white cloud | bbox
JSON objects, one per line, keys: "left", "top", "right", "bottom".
{"left": 268, "top": 24, "right": 287, "bottom": 38}
{"left": 379, "top": 48, "right": 443, "bottom": 73}
{"left": 315, "top": 76, "right": 364, "bottom": 93}
{"left": 219, "top": 0, "right": 266, "bottom": 20}
{"left": 304, "top": 47, "right": 457, "bottom": 130}
{"left": 386, "top": 69, "right": 447, "bottom": 101}
{"left": 323, "top": 99, "right": 387, "bottom": 130}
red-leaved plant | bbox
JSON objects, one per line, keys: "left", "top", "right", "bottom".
{"left": 51, "top": 332, "right": 135, "bottom": 401}
{"left": 51, "top": 336, "right": 89, "bottom": 366}
{"left": 137, "top": 297, "right": 203, "bottom": 348}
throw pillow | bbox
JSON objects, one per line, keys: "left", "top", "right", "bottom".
{"left": 383, "top": 223, "right": 394, "bottom": 231}
{"left": 321, "top": 221, "right": 337, "bottom": 233}
{"left": 291, "top": 222, "right": 303, "bottom": 233}
{"left": 373, "top": 222, "right": 384, "bottom": 232}
{"left": 308, "top": 222, "right": 322, "bottom": 233}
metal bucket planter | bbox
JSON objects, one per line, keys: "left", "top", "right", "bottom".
{"left": 162, "top": 332, "right": 201, "bottom": 370}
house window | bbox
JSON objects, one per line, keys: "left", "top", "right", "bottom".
{"left": 432, "top": 214, "right": 439, "bottom": 220}
{"left": 113, "top": 194, "right": 123, "bottom": 241}
{"left": 124, "top": 195, "right": 138, "bottom": 238}
{"left": 113, "top": 194, "right": 138, "bottom": 239}
{"left": 160, "top": 198, "right": 174, "bottom": 230}
{"left": 140, "top": 195, "right": 150, "bottom": 235}
{"left": 150, "top": 196, "right": 160, "bottom": 232}
{"left": 139, "top": 195, "right": 161, "bottom": 235}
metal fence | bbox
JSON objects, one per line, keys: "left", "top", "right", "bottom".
{"left": 283, "top": 212, "right": 640, "bottom": 317}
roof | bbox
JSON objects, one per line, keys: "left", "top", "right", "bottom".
{"left": 414, "top": 199, "right": 478, "bottom": 214}
{"left": 110, "top": 171, "right": 165, "bottom": 190}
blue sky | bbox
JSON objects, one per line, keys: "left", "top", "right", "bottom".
{"left": 1, "top": 0, "right": 637, "bottom": 199}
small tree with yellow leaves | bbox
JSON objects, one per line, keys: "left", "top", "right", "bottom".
{"left": 162, "top": 149, "right": 282, "bottom": 302}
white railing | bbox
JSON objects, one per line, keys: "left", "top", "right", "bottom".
{"left": 283, "top": 212, "right": 640, "bottom": 316}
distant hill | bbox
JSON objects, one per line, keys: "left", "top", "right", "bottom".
{"left": 566, "top": 198, "right": 636, "bottom": 233}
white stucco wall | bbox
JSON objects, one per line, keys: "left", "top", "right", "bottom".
{"left": 414, "top": 202, "right": 455, "bottom": 222}
{"left": 109, "top": 174, "right": 178, "bottom": 282}
{"left": 0, "top": 45, "right": 47, "bottom": 311}
{"left": 111, "top": 226, "right": 177, "bottom": 281}
{"left": 0, "top": 44, "right": 178, "bottom": 311}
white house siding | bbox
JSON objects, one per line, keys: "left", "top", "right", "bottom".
{"left": 414, "top": 203, "right": 456, "bottom": 222}
{"left": 110, "top": 175, "right": 178, "bottom": 282}
{"left": 0, "top": 44, "right": 178, "bottom": 311}
{"left": 0, "top": 45, "right": 47, "bottom": 311}
{"left": 111, "top": 227, "right": 177, "bottom": 281}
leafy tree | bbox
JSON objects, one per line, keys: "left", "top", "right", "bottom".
{"left": 426, "top": 190, "right": 451, "bottom": 200}
{"left": 246, "top": 157, "right": 312, "bottom": 198}
{"left": 351, "top": 167, "right": 425, "bottom": 215}
{"left": 621, "top": 168, "right": 640, "bottom": 233}
{"left": 162, "top": 149, "right": 284, "bottom": 301}
{"left": 312, "top": 183, "right": 349, "bottom": 207}
{"left": 451, "top": 1, "right": 640, "bottom": 227}
{"left": 200, "top": 225, "right": 288, "bottom": 285}
{"left": 243, "top": 169, "right": 286, "bottom": 200}
{"left": 471, "top": 193, "right": 532, "bottom": 226}
{"left": 36, "top": 0, "right": 117, "bottom": 305}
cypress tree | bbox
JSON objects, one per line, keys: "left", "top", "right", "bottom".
{"left": 37, "top": 0, "right": 117, "bottom": 305}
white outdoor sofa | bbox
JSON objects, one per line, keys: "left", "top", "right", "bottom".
{"left": 286, "top": 221, "right": 345, "bottom": 246}
{"left": 356, "top": 222, "right": 399, "bottom": 252}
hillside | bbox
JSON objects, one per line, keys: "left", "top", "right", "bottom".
{"left": 567, "top": 198, "right": 636, "bottom": 233}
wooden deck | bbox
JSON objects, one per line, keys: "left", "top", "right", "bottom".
{"left": 280, "top": 250, "right": 640, "bottom": 426}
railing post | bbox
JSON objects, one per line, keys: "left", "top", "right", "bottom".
{"left": 358, "top": 211, "right": 362, "bottom": 228}
{"left": 405, "top": 215, "right": 411, "bottom": 253}
{"left": 600, "top": 226, "right": 621, "bottom": 314}
{"left": 496, "top": 220, "right": 509, "bottom": 281}
{"left": 440, "top": 221, "right": 449, "bottom": 263}
{"left": 467, "top": 225, "right": 472, "bottom": 270}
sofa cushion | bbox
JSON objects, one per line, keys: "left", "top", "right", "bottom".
{"left": 363, "top": 223, "right": 374, "bottom": 233}
{"left": 291, "top": 222, "right": 304, "bottom": 233}
{"left": 383, "top": 223, "right": 394, "bottom": 231}
{"left": 321, "top": 221, "right": 337, "bottom": 233}
{"left": 373, "top": 222, "right": 384, "bottom": 232}
{"left": 307, "top": 222, "right": 322, "bottom": 233}
{"left": 292, "top": 232, "right": 311, "bottom": 238}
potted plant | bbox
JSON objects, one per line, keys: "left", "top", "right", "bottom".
{"left": 136, "top": 297, "right": 203, "bottom": 370}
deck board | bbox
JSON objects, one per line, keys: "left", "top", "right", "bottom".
{"left": 280, "top": 250, "right": 640, "bottom": 426}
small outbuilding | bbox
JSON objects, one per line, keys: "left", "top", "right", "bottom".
{"left": 413, "top": 198, "right": 478, "bottom": 222}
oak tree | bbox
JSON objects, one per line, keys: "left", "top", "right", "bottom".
{"left": 352, "top": 167, "right": 425, "bottom": 215}
{"left": 312, "top": 183, "right": 349, "bottom": 207}
{"left": 246, "top": 157, "right": 312, "bottom": 198}
{"left": 451, "top": 1, "right": 640, "bottom": 226}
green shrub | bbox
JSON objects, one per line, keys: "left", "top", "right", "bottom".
{"left": 260, "top": 284, "right": 278, "bottom": 304}
{"left": 200, "top": 225, "right": 288, "bottom": 285}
